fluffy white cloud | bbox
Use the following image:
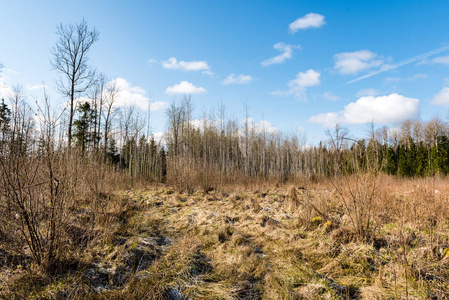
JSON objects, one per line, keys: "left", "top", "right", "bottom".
{"left": 241, "top": 118, "right": 278, "bottom": 135}
{"left": 432, "top": 87, "right": 449, "bottom": 107}
{"left": 322, "top": 92, "right": 340, "bottom": 101}
{"left": 273, "top": 69, "right": 320, "bottom": 101}
{"left": 166, "top": 81, "right": 207, "bottom": 94}
{"left": 334, "top": 50, "right": 383, "bottom": 75}
{"left": 254, "top": 119, "right": 278, "bottom": 134}
{"left": 289, "top": 13, "right": 325, "bottom": 33}
{"left": 308, "top": 93, "right": 420, "bottom": 127}
{"left": 153, "top": 131, "right": 166, "bottom": 145}
{"left": 289, "top": 69, "right": 321, "bottom": 88}
{"left": 261, "top": 42, "right": 301, "bottom": 67}
{"left": 107, "top": 78, "right": 168, "bottom": 111}
{"left": 161, "top": 57, "right": 211, "bottom": 72}
{"left": 223, "top": 74, "right": 253, "bottom": 85}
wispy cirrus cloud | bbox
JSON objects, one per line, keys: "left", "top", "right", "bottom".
{"left": 289, "top": 13, "right": 325, "bottom": 33}
{"left": 322, "top": 92, "right": 340, "bottom": 101}
{"left": 223, "top": 74, "right": 253, "bottom": 85}
{"left": 356, "top": 88, "right": 378, "bottom": 97}
{"left": 346, "top": 45, "right": 449, "bottom": 84}
{"left": 261, "top": 42, "right": 301, "bottom": 67}
{"left": 430, "top": 55, "right": 449, "bottom": 66}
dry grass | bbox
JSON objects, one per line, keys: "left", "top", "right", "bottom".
{"left": 2, "top": 175, "right": 449, "bottom": 299}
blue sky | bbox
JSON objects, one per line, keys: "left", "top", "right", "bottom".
{"left": 1, "top": 0, "right": 449, "bottom": 144}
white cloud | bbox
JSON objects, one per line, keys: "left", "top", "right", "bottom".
{"left": 153, "top": 131, "right": 166, "bottom": 145}
{"left": 432, "top": 87, "right": 449, "bottom": 107}
{"left": 334, "top": 50, "right": 383, "bottom": 75}
{"left": 273, "top": 69, "right": 320, "bottom": 101}
{"left": 289, "top": 69, "right": 321, "bottom": 88}
{"left": 308, "top": 93, "right": 420, "bottom": 127}
{"left": 241, "top": 118, "right": 278, "bottom": 135}
{"left": 322, "top": 92, "right": 340, "bottom": 101}
{"left": 4, "top": 68, "right": 20, "bottom": 76}
{"left": 356, "top": 88, "right": 378, "bottom": 97}
{"left": 166, "top": 81, "right": 207, "bottom": 94}
{"left": 289, "top": 13, "right": 325, "bottom": 33}
{"left": 0, "top": 68, "right": 21, "bottom": 99}
{"left": 432, "top": 55, "right": 449, "bottom": 66}
{"left": 0, "top": 76, "right": 13, "bottom": 99}
{"left": 384, "top": 77, "right": 402, "bottom": 83}
{"left": 28, "top": 83, "right": 48, "bottom": 91}
{"left": 347, "top": 45, "right": 449, "bottom": 84}
{"left": 202, "top": 70, "right": 215, "bottom": 76}
{"left": 261, "top": 42, "right": 301, "bottom": 67}
{"left": 147, "top": 58, "right": 157, "bottom": 65}
{"left": 385, "top": 73, "right": 428, "bottom": 84}
{"left": 223, "top": 74, "right": 253, "bottom": 85}
{"left": 161, "top": 57, "right": 211, "bottom": 72}
{"left": 408, "top": 73, "right": 428, "bottom": 80}
{"left": 107, "top": 78, "right": 168, "bottom": 111}
{"left": 0, "top": 84, "right": 13, "bottom": 100}
{"left": 256, "top": 119, "right": 278, "bottom": 134}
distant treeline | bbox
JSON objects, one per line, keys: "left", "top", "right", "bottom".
{"left": 1, "top": 92, "right": 449, "bottom": 189}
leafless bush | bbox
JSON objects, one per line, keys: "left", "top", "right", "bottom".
{"left": 331, "top": 172, "right": 379, "bottom": 239}
{"left": 0, "top": 92, "right": 125, "bottom": 273}
{"left": 167, "top": 156, "right": 220, "bottom": 194}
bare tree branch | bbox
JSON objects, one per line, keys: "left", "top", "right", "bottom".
{"left": 51, "top": 19, "right": 99, "bottom": 147}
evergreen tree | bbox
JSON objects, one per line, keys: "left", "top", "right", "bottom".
{"left": 73, "top": 102, "right": 96, "bottom": 152}
{"left": 106, "top": 136, "right": 120, "bottom": 165}
{"left": 386, "top": 146, "right": 397, "bottom": 175}
{"left": 415, "top": 141, "right": 428, "bottom": 176}
{"left": 0, "top": 99, "right": 11, "bottom": 154}
{"left": 434, "top": 135, "right": 449, "bottom": 175}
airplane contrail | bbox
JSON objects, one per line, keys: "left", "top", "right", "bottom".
{"left": 346, "top": 45, "right": 449, "bottom": 84}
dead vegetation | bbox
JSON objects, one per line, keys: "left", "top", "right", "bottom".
{"left": 1, "top": 175, "right": 449, "bottom": 299}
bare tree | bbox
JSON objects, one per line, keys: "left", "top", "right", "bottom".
{"left": 51, "top": 19, "right": 99, "bottom": 147}
{"left": 103, "top": 78, "right": 119, "bottom": 158}
{"left": 90, "top": 73, "right": 106, "bottom": 151}
{"left": 326, "top": 123, "right": 349, "bottom": 175}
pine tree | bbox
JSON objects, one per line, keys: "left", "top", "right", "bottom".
{"left": 386, "top": 146, "right": 397, "bottom": 175}
{"left": 415, "top": 141, "right": 427, "bottom": 176}
{"left": 434, "top": 135, "right": 449, "bottom": 175}
{"left": 73, "top": 102, "right": 96, "bottom": 153}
